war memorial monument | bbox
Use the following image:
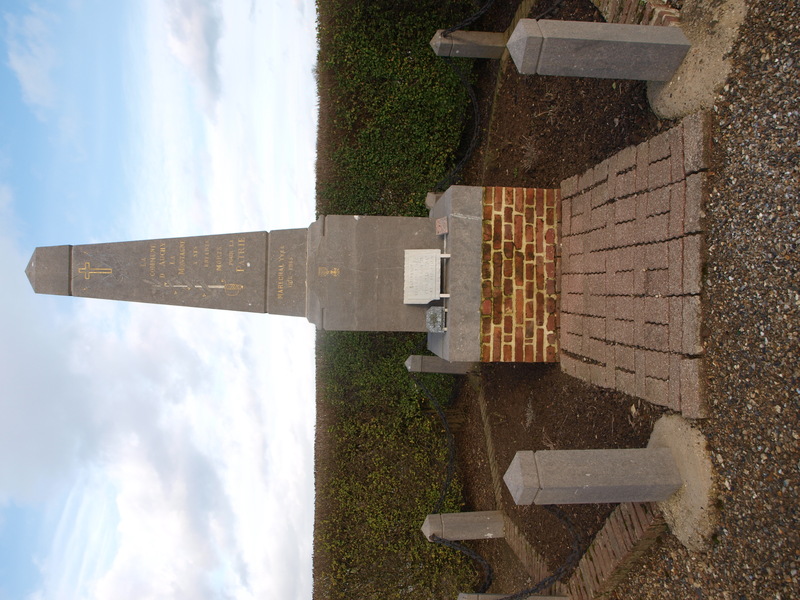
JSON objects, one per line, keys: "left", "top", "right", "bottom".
{"left": 26, "top": 185, "right": 560, "bottom": 364}
{"left": 26, "top": 104, "right": 709, "bottom": 415}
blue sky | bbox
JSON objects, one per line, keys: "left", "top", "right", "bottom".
{"left": 0, "top": 1, "right": 317, "bottom": 599}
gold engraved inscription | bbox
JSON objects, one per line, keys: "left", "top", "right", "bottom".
{"left": 236, "top": 237, "right": 246, "bottom": 272}
{"left": 138, "top": 237, "right": 248, "bottom": 295}
{"left": 78, "top": 262, "right": 112, "bottom": 279}
{"left": 317, "top": 267, "right": 340, "bottom": 277}
{"left": 274, "top": 245, "right": 296, "bottom": 300}
{"left": 178, "top": 241, "right": 186, "bottom": 275}
{"left": 149, "top": 244, "right": 157, "bottom": 277}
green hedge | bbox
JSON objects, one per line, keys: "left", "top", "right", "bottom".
{"left": 314, "top": 1, "right": 479, "bottom": 597}
{"left": 315, "top": 332, "right": 474, "bottom": 599}
{"left": 316, "top": 0, "right": 475, "bottom": 216}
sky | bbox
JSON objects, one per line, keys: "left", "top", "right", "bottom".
{"left": 0, "top": 1, "right": 318, "bottom": 599}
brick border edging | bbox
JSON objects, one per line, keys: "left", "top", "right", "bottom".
{"left": 591, "top": 0, "right": 681, "bottom": 26}
{"left": 555, "top": 502, "right": 667, "bottom": 599}
{"left": 472, "top": 375, "right": 551, "bottom": 581}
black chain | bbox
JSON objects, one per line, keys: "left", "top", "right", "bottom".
{"left": 531, "top": 0, "right": 567, "bottom": 20}
{"left": 409, "top": 371, "right": 495, "bottom": 592}
{"left": 433, "top": 57, "right": 482, "bottom": 192}
{"left": 443, "top": 0, "right": 497, "bottom": 36}
{"left": 431, "top": 0, "right": 567, "bottom": 192}
{"left": 431, "top": 535, "right": 495, "bottom": 593}
{"left": 410, "top": 369, "right": 584, "bottom": 597}
{"left": 495, "top": 505, "right": 584, "bottom": 600}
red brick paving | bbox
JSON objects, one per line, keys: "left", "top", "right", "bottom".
{"left": 558, "top": 113, "right": 710, "bottom": 418}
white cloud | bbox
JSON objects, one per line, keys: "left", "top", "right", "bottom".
{"left": 2, "top": 1, "right": 319, "bottom": 598}
{"left": 5, "top": 5, "right": 58, "bottom": 116}
{"left": 0, "top": 185, "right": 104, "bottom": 504}
{"left": 164, "top": 0, "right": 224, "bottom": 112}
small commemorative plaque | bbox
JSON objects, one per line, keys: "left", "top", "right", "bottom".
{"left": 403, "top": 249, "right": 441, "bottom": 304}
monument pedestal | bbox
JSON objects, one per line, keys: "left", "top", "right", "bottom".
{"left": 425, "top": 185, "right": 560, "bottom": 363}
{"left": 426, "top": 186, "right": 485, "bottom": 362}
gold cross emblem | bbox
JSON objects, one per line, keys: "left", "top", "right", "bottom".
{"left": 78, "top": 262, "right": 112, "bottom": 279}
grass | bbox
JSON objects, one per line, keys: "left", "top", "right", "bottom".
{"left": 313, "top": 0, "right": 483, "bottom": 597}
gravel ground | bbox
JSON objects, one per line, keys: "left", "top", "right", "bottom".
{"left": 608, "top": 0, "right": 799, "bottom": 597}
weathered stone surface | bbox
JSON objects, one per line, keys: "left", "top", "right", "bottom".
{"left": 427, "top": 186, "right": 484, "bottom": 361}
{"left": 425, "top": 191, "right": 444, "bottom": 211}
{"left": 32, "top": 233, "right": 270, "bottom": 312}
{"left": 533, "top": 20, "right": 690, "bottom": 81}
{"left": 306, "top": 215, "right": 440, "bottom": 332}
{"left": 267, "top": 229, "right": 308, "bottom": 316}
{"left": 507, "top": 19, "right": 544, "bottom": 74}
{"left": 26, "top": 245, "right": 72, "bottom": 296}
{"left": 533, "top": 448, "right": 683, "bottom": 504}
{"left": 421, "top": 511, "right": 505, "bottom": 541}
{"left": 430, "top": 29, "right": 506, "bottom": 59}
{"left": 503, "top": 450, "right": 539, "bottom": 505}
{"left": 404, "top": 355, "right": 476, "bottom": 374}
{"left": 504, "top": 448, "right": 683, "bottom": 505}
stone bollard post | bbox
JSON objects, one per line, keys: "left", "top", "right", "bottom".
{"left": 506, "top": 19, "right": 690, "bottom": 81}
{"left": 503, "top": 448, "right": 682, "bottom": 505}
{"left": 405, "top": 354, "right": 477, "bottom": 375}
{"left": 421, "top": 511, "right": 505, "bottom": 541}
{"left": 430, "top": 30, "right": 507, "bottom": 59}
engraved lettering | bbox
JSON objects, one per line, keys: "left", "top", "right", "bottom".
{"left": 149, "top": 244, "right": 157, "bottom": 277}
{"left": 178, "top": 241, "right": 186, "bottom": 275}
{"left": 235, "top": 237, "right": 246, "bottom": 272}
{"left": 275, "top": 245, "right": 286, "bottom": 299}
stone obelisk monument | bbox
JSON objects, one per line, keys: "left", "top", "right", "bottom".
{"left": 26, "top": 186, "right": 561, "bottom": 363}
{"left": 25, "top": 216, "right": 440, "bottom": 331}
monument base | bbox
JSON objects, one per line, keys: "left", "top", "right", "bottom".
{"left": 426, "top": 185, "right": 560, "bottom": 363}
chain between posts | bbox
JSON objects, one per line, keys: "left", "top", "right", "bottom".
{"left": 410, "top": 371, "right": 495, "bottom": 592}
{"left": 410, "top": 371, "right": 584, "bottom": 597}
{"left": 443, "top": 0, "right": 497, "bottom": 37}
{"left": 431, "top": 0, "right": 566, "bottom": 191}
{"left": 433, "top": 57, "right": 481, "bottom": 192}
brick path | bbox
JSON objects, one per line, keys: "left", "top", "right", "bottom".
{"left": 558, "top": 112, "right": 711, "bottom": 418}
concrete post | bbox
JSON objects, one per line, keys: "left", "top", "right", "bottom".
{"left": 405, "top": 354, "right": 477, "bottom": 374}
{"left": 421, "top": 511, "right": 505, "bottom": 541}
{"left": 430, "top": 30, "right": 507, "bottom": 59}
{"left": 503, "top": 448, "right": 682, "bottom": 505}
{"left": 506, "top": 19, "right": 690, "bottom": 81}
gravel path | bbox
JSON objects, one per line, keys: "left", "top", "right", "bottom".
{"left": 608, "top": 0, "right": 799, "bottom": 597}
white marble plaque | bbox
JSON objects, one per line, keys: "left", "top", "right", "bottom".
{"left": 403, "top": 249, "right": 441, "bottom": 304}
